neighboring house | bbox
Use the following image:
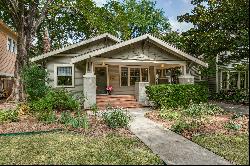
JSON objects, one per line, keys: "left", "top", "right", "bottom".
{"left": 214, "top": 53, "right": 249, "bottom": 93}
{"left": 0, "top": 20, "right": 17, "bottom": 97}
{"left": 31, "top": 33, "right": 208, "bottom": 108}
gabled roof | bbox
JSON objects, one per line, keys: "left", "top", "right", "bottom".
{"left": 31, "top": 33, "right": 121, "bottom": 62}
{"left": 71, "top": 34, "right": 208, "bottom": 67}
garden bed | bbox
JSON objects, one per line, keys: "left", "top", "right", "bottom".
{"left": 145, "top": 105, "right": 249, "bottom": 165}
{"left": 0, "top": 113, "right": 134, "bottom": 138}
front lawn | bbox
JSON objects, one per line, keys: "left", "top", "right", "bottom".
{"left": 192, "top": 134, "right": 249, "bottom": 165}
{"left": 0, "top": 132, "right": 163, "bottom": 165}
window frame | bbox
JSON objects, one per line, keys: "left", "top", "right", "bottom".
{"left": 119, "top": 66, "right": 150, "bottom": 87}
{"left": 54, "top": 64, "right": 75, "bottom": 88}
{"left": 7, "top": 37, "right": 12, "bottom": 52}
{"left": 6, "top": 37, "right": 17, "bottom": 54}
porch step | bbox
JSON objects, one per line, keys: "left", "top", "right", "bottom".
{"left": 96, "top": 95, "right": 141, "bottom": 109}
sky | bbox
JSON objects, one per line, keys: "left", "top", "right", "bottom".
{"left": 93, "top": 0, "right": 194, "bottom": 32}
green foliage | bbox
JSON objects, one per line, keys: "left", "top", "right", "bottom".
{"left": 159, "top": 109, "right": 181, "bottom": 121}
{"left": 183, "top": 103, "right": 224, "bottom": 117}
{"left": 171, "top": 120, "right": 197, "bottom": 134}
{"left": 210, "top": 89, "right": 249, "bottom": 104}
{"left": 224, "top": 121, "right": 241, "bottom": 131}
{"left": 21, "top": 64, "right": 49, "bottom": 101}
{"left": 146, "top": 84, "right": 208, "bottom": 109}
{"left": 178, "top": 0, "right": 249, "bottom": 63}
{"left": 59, "top": 111, "right": 89, "bottom": 129}
{"left": 30, "top": 88, "right": 80, "bottom": 113}
{"left": 90, "top": 104, "right": 99, "bottom": 117}
{"left": 102, "top": 107, "right": 131, "bottom": 128}
{"left": 0, "top": 109, "right": 19, "bottom": 124}
{"left": 37, "top": 111, "right": 56, "bottom": 124}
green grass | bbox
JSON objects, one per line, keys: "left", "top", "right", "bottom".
{"left": 0, "top": 132, "right": 163, "bottom": 165}
{"left": 192, "top": 134, "right": 249, "bottom": 165}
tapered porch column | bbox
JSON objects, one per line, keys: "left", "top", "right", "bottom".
{"left": 83, "top": 59, "right": 96, "bottom": 109}
{"left": 178, "top": 65, "right": 194, "bottom": 84}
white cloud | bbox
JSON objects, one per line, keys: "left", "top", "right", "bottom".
{"left": 169, "top": 16, "right": 193, "bottom": 32}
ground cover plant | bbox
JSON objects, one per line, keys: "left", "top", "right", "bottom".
{"left": 145, "top": 103, "right": 249, "bottom": 165}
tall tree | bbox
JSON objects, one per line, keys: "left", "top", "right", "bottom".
{"left": 0, "top": 0, "right": 54, "bottom": 101}
{"left": 178, "top": 0, "right": 249, "bottom": 63}
{"left": 102, "top": 0, "right": 171, "bottom": 40}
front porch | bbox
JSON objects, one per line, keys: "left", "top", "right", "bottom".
{"left": 83, "top": 59, "right": 195, "bottom": 109}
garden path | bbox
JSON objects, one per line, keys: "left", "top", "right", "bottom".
{"left": 128, "top": 108, "right": 232, "bottom": 165}
{"left": 210, "top": 101, "right": 249, "bottom": 115}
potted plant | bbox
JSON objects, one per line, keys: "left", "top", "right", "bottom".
{"left": 106, "top": 85, "right": 113, "bottom": 95}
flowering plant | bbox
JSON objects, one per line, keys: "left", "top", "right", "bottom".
{"left": 106, "top": 85, "right": 113, "bottom": 94}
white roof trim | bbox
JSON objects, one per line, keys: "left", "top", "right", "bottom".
{"left": 71, "top": 34, "right": 208, "bottom": 67}
{"left": 30, "top": 33, "right": 121, "bottom": 62}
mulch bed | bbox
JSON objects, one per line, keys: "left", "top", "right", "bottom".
{"left": 145, "top": 111, "right": 249, "bottom": 139}
{"left": 0, "top": 113, "right": 134, "bottom": 138}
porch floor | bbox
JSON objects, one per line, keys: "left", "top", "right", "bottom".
{"left": 96, "top": 95, "right": 141, "bottom": 109}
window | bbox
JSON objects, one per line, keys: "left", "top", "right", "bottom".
{"left": 220, "top": 71, "right": 246, "bottom": 90}
{"left": 121, "top": 67, "right": 128, "bottom": 86}
{"left": 12, "top": 41, "right": 16, "bottom": 53}
{"left": 7, "top": 37, "right": 17, "bottom": 53}
{"left": 221, "top": 72, "right": 228, "bottom": 89}
{"left": 240, "top": 72, "right": 246, "bottom": 89}
{"left": 120, "top": 67, "right": 149, "bottom": 86}
{"left": 130, "top": 68, "right": 140, "bottom": 86}
{"left": 141, "top": 68, "right": 149, "bottom": 82}
{"left": 7, "top": 38, "right": 12, "bottom": 51}
{"left": 55, "top": 65, "right": 74, "bottom": 87}
{"left": 229, "top": 72, "right": 238, "bottom": 89}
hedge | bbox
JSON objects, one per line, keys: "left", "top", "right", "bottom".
{"left": 145, "top": 84, "right": 208, "bottom": 109}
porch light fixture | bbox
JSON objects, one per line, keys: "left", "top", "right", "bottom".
{"left": 161, "top": 64, "right": 165, "bottom": 68}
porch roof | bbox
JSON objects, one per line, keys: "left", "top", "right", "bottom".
{"left": 71, "top": 34, "right": 208, "bottom": 67}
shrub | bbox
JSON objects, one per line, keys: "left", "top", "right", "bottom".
{"left": 146, "top": 84, "right": 208, "bottom": 109}
{"left": 30, "top": 88, "right": 80, "bottom": 113}
{"left": 21, "top": 64, "right": 49, "bottom": 101}
{"left": 0, "top": 109, "right": 19, "bottom": 124}
{"left": 159, "top": 108, "right": 181, "bottom": 121}
{"left": 171, "top": 120, "right": 197, "bottom": 134}
{"left": 90, "top": 104, "right": 99, "bottom": 117}
{"left": 102, "top": 107, "right": 131, "bottom": 128}
{"left": 183, "top": 103, "right": 224, "bottom": 117}
{"left": 36, "top": 111, "right": 56, "bottom": 124}
{"left": 224, "top": 121, "right": 241, "bottom": 131}
{"left": 209, "top": 89, "right": 249, "bottom": 104}
{"left": 59, "top": 111, "right": 89, "bottom": 129}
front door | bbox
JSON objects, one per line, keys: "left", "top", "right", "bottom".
{"left": 95, "top": 67, "right": 107, "bottom": 94}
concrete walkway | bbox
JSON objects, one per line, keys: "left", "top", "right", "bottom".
{"left": 210, "top": 101, "right": 249, "bottom": 115}
{"left": 128, "top": 108, "right": 232, "bottom": 165}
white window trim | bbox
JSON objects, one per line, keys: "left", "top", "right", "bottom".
{"left": 54, "top": 64, "right": 75, "bottom": 88}
{"left": 119, "top": 65, "right": 150, "bottom": 87}
{"left": 6, "top": 37, "right": 17, "bottom": 54}
{"left": 7, "top": 37, "right": 12, "bottom": 52}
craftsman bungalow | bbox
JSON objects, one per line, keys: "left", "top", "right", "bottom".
{"left": 31, "top": 33, "right": 208, "bottom": 109}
